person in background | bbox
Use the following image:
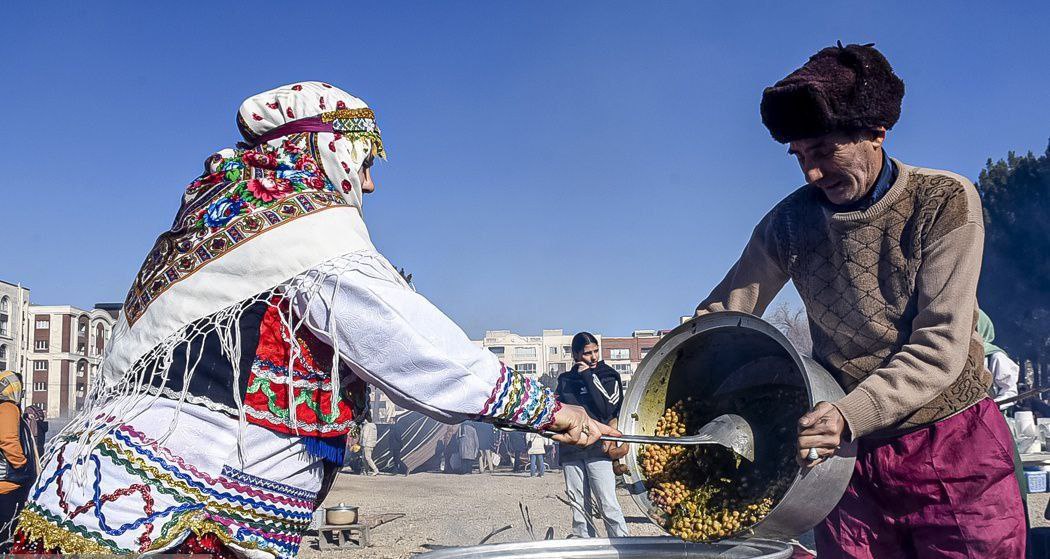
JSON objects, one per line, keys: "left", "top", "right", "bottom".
{"left": 388, "top": 421, "right": 409, "bottom": 476}
{"left": 359, "top": 413, "right": 379, "bottom": 476}
{"left": 0, "top": 372, "right": 37, "bottom": 550}
{"left": 509, "top": 430, "right": 528, "bottom": 473}
{"left": 458, "top": 422, "right": 479, "bottom": 474}
{"left": 492, "top": 428, "right": 506, "bottom": 470}
{"left": 526, "top": 431, "right": 549, "bottom": 477}
{"left": 555, "top": 332, "right": 629, "bottom": 538}
{"left": 547, "top": 435, "right": 560, "bottom": 472}
{"left": 476, "top": 421, "right": 496, "bottom": 473}
{"left": 977, "top": 310, "right": 1020, "bottom": 407}
{"left": 35, "top": 416, "right": 46, "bottom": 460}
{"left": 21, "top": 406, "right": 46, "bottom": 458}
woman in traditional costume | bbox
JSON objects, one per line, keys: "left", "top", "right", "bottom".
{"left": 12, "top": 82, "right": 609, "bottom": 558}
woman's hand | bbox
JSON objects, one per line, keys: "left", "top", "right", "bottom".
{"left": 547, "top": 403, "right": 620, "bottom": 447}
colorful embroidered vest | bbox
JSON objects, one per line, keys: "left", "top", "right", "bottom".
{"left": 150, "top": 296, "right": 367, "bottom": 463}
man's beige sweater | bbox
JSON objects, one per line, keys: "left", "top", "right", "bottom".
{"left": 698, "top": 159, "right": 990, "bottom": 438}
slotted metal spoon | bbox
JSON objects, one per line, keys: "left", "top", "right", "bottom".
{"left": 537, "top": 413, "right": 755, "bottom": 462}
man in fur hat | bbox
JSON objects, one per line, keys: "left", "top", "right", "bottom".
{"left": 696, "top": 43, "right": 1026, "bottom": 557}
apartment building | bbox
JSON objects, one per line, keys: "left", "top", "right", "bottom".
{"left": 599, "top": 330, "right": 664, "bottom": 387}
{"left": 28, "top": 304, "right": 116, "bottom": 418}
{"left": 475, "top": 329, "right": 607, "bottom": 387}
{"left": 0, "top": 281, "right": 31, "bottom": 383}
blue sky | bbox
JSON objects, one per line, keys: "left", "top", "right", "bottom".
{"left": 2, "top": 2, "right": 1048, "bottom": 338}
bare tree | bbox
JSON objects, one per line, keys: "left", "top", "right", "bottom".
{"left": 766, "top": 302, "right": 813, "bottom": 356}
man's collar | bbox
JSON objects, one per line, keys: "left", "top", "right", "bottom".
{"left": 869, "top": 150, "right": 897, "bottom": 202}
{"left": 828, "top": 150, "right": 897, "bottom": 212}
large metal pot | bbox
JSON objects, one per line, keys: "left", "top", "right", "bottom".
{"left": 618, "top": 311, "right": 857, "bottom": 540}
{"left": 415, "top": 537, "right": 794, "bottom": 558}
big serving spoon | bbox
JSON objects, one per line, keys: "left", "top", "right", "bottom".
{"left": 533, "top": 413, "right": 755, "bottom": 462}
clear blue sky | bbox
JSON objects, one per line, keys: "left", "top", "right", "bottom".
{"left": 2, "top": 2, "right": 1048, "bottom": 338}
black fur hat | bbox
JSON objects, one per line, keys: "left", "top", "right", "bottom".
{"left": 760, "top": 42, "right": 905, "bottom": 143}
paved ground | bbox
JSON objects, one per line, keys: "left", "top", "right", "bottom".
{"left": 301, "top": 469, "right": 1046, "bottom": 558}
{"left": 302, "top": 469, "right": 665, "bottom": 558}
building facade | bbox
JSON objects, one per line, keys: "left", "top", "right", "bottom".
{"left": 0, "top": 280, "right": 31, "bottom": 382}
{"left": 27, "top": 304, "right": 116, "bottom": 418}
{"left": 473, "top": 328, "right": 668, "bottom": 389}
{"left": 600, "top": 330, "right": 663, "bottom": 387}
{"left": 475, "top": 329, "right": 605, "bottom": 389}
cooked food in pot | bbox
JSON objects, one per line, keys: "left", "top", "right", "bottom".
{"left": 639, "top": 386, "right": 805, "bottom": 541}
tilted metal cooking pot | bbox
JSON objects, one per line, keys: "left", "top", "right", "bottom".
{"left": 618, "top": 311, "right": 857, "bottom": 540}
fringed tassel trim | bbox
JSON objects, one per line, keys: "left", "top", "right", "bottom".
{"left": 19, "top": 504, "right": 295, "bottom": 557}
{"left": 302, "top": 436, "right": 346, "bottom": 465}
{"left": 17, "top": 506, "right": 119, "bottom": 554}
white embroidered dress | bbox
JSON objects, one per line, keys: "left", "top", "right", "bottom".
{"left": 19, "top": 83, "right": 557, "bottom": 559}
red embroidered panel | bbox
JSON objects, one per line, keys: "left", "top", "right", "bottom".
{"left": 243, "top": 299, "right": 357, "bottom": 437}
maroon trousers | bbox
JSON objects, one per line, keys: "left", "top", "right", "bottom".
{"left": 816, "top": 398, "right": 1026, "bottom": 558}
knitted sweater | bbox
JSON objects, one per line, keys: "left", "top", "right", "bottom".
{"left": 698, "top": 159, "right": 990, "bottom": 438}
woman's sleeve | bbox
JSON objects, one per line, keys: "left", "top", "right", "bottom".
{"left": 288, "top": 252, "right": 561, "bottom": 429}
{"left": 0, "top": 404, "right": 26, "bottom": 469}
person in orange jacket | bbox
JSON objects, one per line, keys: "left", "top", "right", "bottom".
{"left": 0, "top": 371, "right": 37, "bottom": 550}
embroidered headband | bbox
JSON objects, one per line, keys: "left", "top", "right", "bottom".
{"left": 244, "top": 108, "right": 386, "bottom": 158}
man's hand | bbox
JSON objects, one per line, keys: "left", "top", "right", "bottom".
{"left": 797, "top": 401, "right": 848, "bottom": 468}
{"left": 603, "top": 439, "right": 629, "bottom": 460}
{"left": 603, "top": 417, "right": 629, "bottom": 459}
{"left": 547, "top": 404, "right": 621, "bottom": 447}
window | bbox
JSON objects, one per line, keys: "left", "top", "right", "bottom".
{"left": 514, "top": 346, "right": 537, "bottom": 358}
{"left": 0, "top": 318, "right": 7, "bottom": 337}
{"left": 77, "top": 342, "right": 86, "bottom": 354}
{"left": 609, "top": 348, "right": 630, "bottom": 361}
{"left": 641, "top": 347, "right": 653, "bottom": 359}
{"left": 0, "top": 297, "right": 8, "bottom": 312}
{"left": 35, "top": 340, "right": 48, "bottom": 351}
{"left": 549, "top": 346, "right": 558, "bottom": 355}
{"left": 76, "top": 383, "right": 86, "bottom": 394}
{"left": 77, "top": 362, "right": 87, "bottom": 377}
{"left": 35, "top": 319, "right": 49, "bottom": 330}
{"left": 34, "top": 382, "right": 46, "bottom": 392}
{"left": 548, "top": 362, "right": 566, "bottom": 374}
{"left": 34, "top": 360, "right": 48, "bottom": 371}
{"left": 487, "top": 346, "right": 505, "bottom": 356}
{"left": 562, "top": 345, "right": 571, "bottom": 355}
{"left": 515, "top": 363, "right": 537, "bottom": 375}
{"left": 0, "top": 344, "right": 6, "bottom": 370}
{"left": 613, "top": 363, "right": 633, "bottom": 374}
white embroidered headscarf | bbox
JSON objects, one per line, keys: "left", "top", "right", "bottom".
{"left": 236, "top": 81, "right": 386, "bottom": 212}
{"left": 71, "top": 82, "right": 386, "bottom": 458}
